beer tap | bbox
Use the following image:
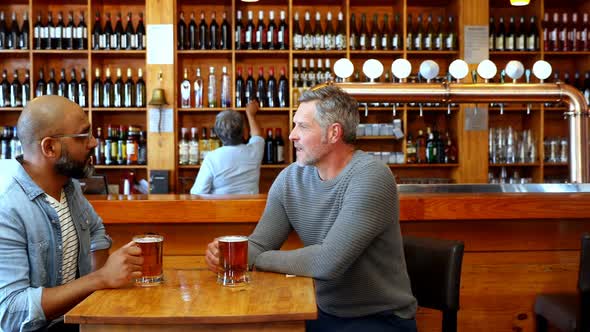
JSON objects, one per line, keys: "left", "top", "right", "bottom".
{"left": 362, "top": 59, "right": 384, "bottom": 114}
{"left": 476, "top": 59, "right": 498, "bottom": 116}
{"left": 391, "top": 58, "right": 412, "bottom": 117}
{"left": 418, "top": 60, "right": 439, "bottom": 117}
{"left": 499, "top": 70, "right": 505, "bottom": 115}
{"left": 505, "top": 60, "right": 525, "bottom": 115}
{"left": 448, "top": 59, "right": 468, "bottom": 115}
{"left": 525, "top": 69, "right": 532, "bottom": 114}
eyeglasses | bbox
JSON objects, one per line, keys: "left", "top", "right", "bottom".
{"left": 48, "top": 128, "right": 93, "bottom": 140}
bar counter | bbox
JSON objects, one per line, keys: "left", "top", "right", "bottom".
{"left": 87, "top": 192, "right": 590, "bottom": 332}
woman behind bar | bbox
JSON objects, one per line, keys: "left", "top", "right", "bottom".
{"left": 190, "top": 100, "right": 264, "bottom": 194}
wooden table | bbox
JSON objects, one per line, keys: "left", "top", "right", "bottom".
{"left": 65, "top": 257, "right": 317, "bottom": 332}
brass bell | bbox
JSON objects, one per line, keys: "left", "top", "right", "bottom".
{"left": 148, "top": 88, "right": 168, "bottom": 106}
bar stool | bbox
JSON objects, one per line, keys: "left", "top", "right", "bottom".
{"left": 534, "top": 233, "right": 590, "bottom": 332}
{"left": 403, "top": 236, "right": 465, "bottom": 332}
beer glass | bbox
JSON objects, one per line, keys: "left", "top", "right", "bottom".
{"left": 217, "top": 235, "right": 249, "bottom": 286}
{"left": 133, "top": 234, "right": 164, "bottom": 286}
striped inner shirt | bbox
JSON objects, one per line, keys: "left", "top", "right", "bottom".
{"left": 46, "top": 190, "right": 79, "bottom": 284}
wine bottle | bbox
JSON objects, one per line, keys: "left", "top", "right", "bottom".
{"left": 55, "top": 12, "right": 64, "bottom": 50}
{"left": 235, "top": 10, "right": 244, "bottom": 50}
{"left": 188, "top": 11, "right": 197, "bottom": 50}
{"left": 559, "top": 13, "right": 568, "bottom": 51}
{"left": 505, "top": 16, "right": 515, "bottom": 51}
{"left": 0, "top": 70, "right": 8, "bottom": 106}
{"left": 209, "top": 11, "right": 219, "bottom": 50}
{"left": 435, "top": 15, "right": 443, "bottom": 50}
{"left": 516, "top": 16, "right": 526, "bottom": 51}
{"left": 77, "top": 11, "right": 87, "bottom": 50}
{"left": 136, "top": 12, "right": 145, "bottom": 50}
{"left": 8, "top": 12, "right": 19, "bottom": 50}
{"left": 267, "top": 66, "right": 277, "bottom": 108}
{"left": 35, "top": 68, "right": 46, "bottom": 98}
{"left": 67, "top": 68, "right": 78, "bottom": 104}
{"left": 274, "top": 128, "right": 284, "bottom": 163}
{"left": 526, "top": 16, "right": 538, "bottom": 51}
{"left": 370, "top": 13, "right": 380, "bottom": 51}
{"left": 177, "top": 11, "right": 187, "bottom": 50}
{"left": 313, "top": 11, "right": 323, "bottom": 50}
{"left": 324, "top": 12, "right": 335, "bottom": 50}
{"left": 46, "top": 68, "right": 57, "bottom": 95}
{"left": 267, "top": 10, "right": 277, "bottom": 50}
{"left": 235, "top": 66, "right": 244, "bottom": 108}
{"left": 135, "top": 68, "right": 146, "bottom": 107}
{"left": 335, "top": 11, "right": 346, "bottom": 50}
{"left": 245, "top": 10, "right": 255, "bottom": 50}
{"left": 34, "top": 13, "right": 43, "bottom": 49}
{"left": 122, "top": 12, "right": 133, "bottom": 50}
{"left": 381, "top": 14, "right": 390, "bottom": 50}
{"left": 278, "top": 10, "right": 288, "bottom": 50}
{"left": 0, "top": 12, "right": 6, "bottom": 50}
{"left": 489, "top": 17, "right": 495, "bottom": 50}
{"left": 303, "top": 11, "right": 313, "bottom": 50}
{"left": 220, "top": 11, "right": 230, "bottom": 50}
{"left": 245, "top": 66, "right": 255, "bottom": 103}
{"left": 445, "top": 15, "right": 456, "bottom": 50}
{"left": 92, "top": 67, "right": 102, "bottom": 107}
{"left": 78, "top": 68, "right": 88, "bottom": 107}
{"left": 424, "top": 13, "right": 434, "bottom": 50}
{"left": 293, "top": 12, "right": 302, "bottom": 50}
{"left": 112, "top": 12, "right": 123, "bottom": 50}
{"left": 406, "top": 14, "right": 413, "bottom": 51}
{"left": 495, "top": 16, "right": 505, "bottom": 51}
{"left": 350, "top": 13, "right": 359, "bottom": 50}
{"left": 64, "top": 11, "right": 74, "bottom": 50}
{"left": 47, "top": 11, "right": 55, "bottom": 49}
{"left": 9, "top": 70, "right": 21, "bottom": 107}
{"left": 256, "top": 66, "right": 267, "bottom": 107}
{"left": 113, "top": 67, "right": 124, "bottom": 107}
{"left": 278, "top": 67, "right": 289, "bottom": 107}
{"left": 104, "top": 12, "right": 113, "bottom": 50}
{"left": 392, "top": 14, "right": 401, "bottom": 50}
{"left": 92, "top": 11, "right": 102, "bottom": 50}
{"left": 264, "top": 128, "right": 274, "bottom": 164}
{"left": 103, "top": 67, "right": 113, "bottom": 107}
{"left": 123, "top": 68, "right": 134, "bottom": 107}
{"left": 57, "top": 68, "right": 67, "bottom": 97}
{"left": 359, "top": 13, "right": 368, "bottom": 50}
{"left": 255, "top": 10, "right": 266, "bottom": 50}
{"left": 414, "top": 14, "right": 423, "bottom": 50}
{"left": 21, "top": 69, "right": 30, "bottom": 107}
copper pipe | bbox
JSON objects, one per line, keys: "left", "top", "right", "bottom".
{"left": 331, "top": 82, "right": 590, "bottom": 183}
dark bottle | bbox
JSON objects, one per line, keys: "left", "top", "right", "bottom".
{"left": 293, "top": 12, "right": 302, "bottom": 50}
{"left": 135, "top": 68, "right": 146, "bottom": 107}
{"left": 264, "top": 128, "right": 274, "bottom": 164}
{"left": 416, "top": 129, "right": 426, "bottom": 163}
{"left": 516, "top": 16, "right": 526, "bottom": 51}
{"left": 78, "top": 68, "right": 88, "bottom": 107}
{"left": 46, "top": 12, "right": 55, "bottom": 49}
{"left": 136, "top": 12, "right": 145, "bottom": 50}
{"left": 64, "top": 12, "right": 74, "bottom": 50}
{"left": 104, "top": 12, "right": 113, "bottom": 50}
{"left": 559, "top": 13, "right": 568, "bottom": 51}
{"left": 489, "top": 16, "right": 495, "bottom": 50}
{"left": 209, "top": 11, "right": 219, "bottom": 49}
{"left": 434, "top": 15, "right": 443, "bottom": 50}
{"left": 122, "top": 12, "right": 133, "bottom": 50}
{"left": 8, "top": 12, "right": 19, "bottom": 50}
{"left": 424, "top": 13, "right": 434, "bottom": 50}
{"left": 312, "top": 11, "right": 323, "bottom": 50}
{"left": 274, "top": 128, "right": 284, "bottom": 163}
{"left": 324, "top": 11, "right": 335, "bottom": 50}
{"left": 302, "top": 11, "right": 313, "bottom": 50}
{"left": 406, "top": 14, "right": 413, "bottom": 51}
{"left": 391, "top": 13, "right": 401, "bottom": 50}
{"left": 138, "top": 131, "right": 147, "bottom": 165}
{"left": 188, "top": 11, "right": 197, "bottom": 50}
{"left": 571, "top": 13, "right": 579, "bottom": 51}
{"left": 113, "top": 68, "right": 123, "bottom": 107}
{"left": 505, "top": 16, "right": 515, "bottom": 51}
{"left": 9, "top": 70, "right": 21, "bottom": 107}
{"left": 255, "top": 10, "right": 266, "bottom": 50}
{"left": 94, "top": 127, "right": 104, "bottom": 165}
{"left": 549, "top": 13, "right": 559, "bottom": 51}
{"left": 255, "top": 66, "right": 267, "bottom": 107}
{"left": 46, "top": 68, "right": 57, "bottom": 95}
{"left": 245, "top": 66, "right": 255, "bottom": 103}
{"left": 57, "top": 68, "right": 67, "bottom": 97}
{"left": 123, "top": 67, "right": 134, "bottom": 107}
{"left": 55, "top": 12, "right": 65, "bottom": 50}
{"left": 335, "top": 11, "right": 346, "bottom": 50}
{"left": 220, "top": 11, "right": 230, "bottom": 50}
{"left": 21, "top": 69, "right": 30, "bottom": 107}
{"left": 495, "top": 16, "right": 505, "bottom": 51}
{"left": 177, "top": 11, "right": 187, "bottom": 50}
{"left": 35, "top": 68, "right": 46, "bottom": 98}
{"left": 0, "top": 70, "right": 8, "bottom": 106}
{"left": 370, "top": 13, "right": 380, "bottom": 50}
{"left": 92, "top": 67, "right": 102, "bottom": 107}
{"left": 92, "top": 11, "right": 102, "bottom": 49}
{"left": 103, "top": 67, "right": 113, "bottom": 107}
{"left": 34, "top": 13, "right": 43, "bottom": 49}
{"left": 76, "top": 11, "right": 87, "bottom": 50}
{"left": 381, "top": 14, "right": 390, "bottom": 50}
{"left": 426, "top": 129, "right": 436, "bottom": 163}
{"left": 245, "top": 10, "right": 255, "bottom": 50}
{"left": 278, "top": 10, "right": 288, "bottom": 50}
{"left": 112, "top": 12, "right": 123, "bottom": 50}
{"left": 278, "top": 66, "right": 289, "bottom": 107}
{"left": 359, "top": 13, "right": 368, "bottom": 50}
{"left": 582, "top": 13, "right": 589, "bottom": 51}
{"left": 235, "top": 10, "right": 244, "bottom": 49}
{"left": 235, "top": 66, "right": 244, "bottom": 108}
{"left": 349, "top": 13, "right": 358, "bottom": 50}
{"left": 267, "top": 66, "right": 277, "bottom": 108}
{"left": 414, "top": 14, "right": 423, "bottom": 50}
{"left": 67, "top": 68, "right": 78, "bottom": 104}
{"left": 527, "top": 16, "right": 538, "bottom": 51}
{"left": 198, "top": 11, "right": 207, "bottom": 49}
{"left": 267, "top": 10, "right": 277, "bottom": 50}
{"left": 0, "top": 12, "right": 6, "bottom": 49}
{"left": 445, "top": 15, "right": 457, "bottom": 50}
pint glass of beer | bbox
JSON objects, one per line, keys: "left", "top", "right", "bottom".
{"left": 133, "top": 234, "right": 164, "bottom": 286}
{"left": 217, "top": 235, "right": 249, "bottom": 286}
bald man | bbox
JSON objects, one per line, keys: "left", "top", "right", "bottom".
{"left": 0, "top": 96, "right": 143, "bottom": 332}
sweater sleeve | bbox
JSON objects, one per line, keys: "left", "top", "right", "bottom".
{"left": 253, "top": 162, "right": 398, "bottom": 280}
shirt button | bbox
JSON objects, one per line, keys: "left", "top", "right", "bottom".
{"left": 58, "top": 245, "right": 62, "bottom": 250}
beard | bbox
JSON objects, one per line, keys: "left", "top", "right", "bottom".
{"left": 54, "top": 144, "right": 94, "bottom": 179}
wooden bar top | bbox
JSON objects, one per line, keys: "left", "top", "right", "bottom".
{"left": 65, "top": 257, "right": 317, "bottom": 326}
{"left": 87, "top": 192, "right": 590, "bottom": 223}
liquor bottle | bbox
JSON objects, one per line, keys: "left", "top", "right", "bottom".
{"left": 256, "top": 66, "right": 267, "bottom": 107}
{"left": 245, "top": 10, "right": 255, "bottom": 50}
{"left": 92, "top": 68, "right": 103, "bottom": 107}
{"left": 137, "top": 131, "right": 147, "bottom": 165}
{"left": 104, "top": 12, "right": 113, "bottom": 49}
{"left": 235, "top": 66, "right": 244, "bottom": 108}
{"left": 495, "top": 16, "right": 505, "bottom": 51}
{"left": 8, "top": 12, "right": 20, "bottom": 50}
{"left": 571, "top": 13, "right": 579, "bottom": 51}
{"left": 424, "top": 13, "right": 434, "bottom": 50}
{"left": 245, "top": 66, "right": 255, "bottom": 103}
{"left": 179, "top": 127, "right": 189, "bottom": 165}
{"left": 67, "top": 68, "right": 78, "bottom": 104}
{"left": 370, "top": 13, "right": 380, "bottom": 50}
{"left": 505, "top": 16, "right": 515, "bottom": 51}
{"left": 57, "top": 68, "right": 67, "bottom": 97}
{"left": 126, "top": 127, "right": 138, "bottom": 165}
{"left": 0, "top": 12, "right": 6, "bottom": 49}
{"left": 335, "top": 11, "right": 346, "bottom": 50}
{"left": 209, "top": 11, "right": 218, "bottom": 50}
{"left": 313, "top": 11, "right": 323, "bottom": 50}
{"left": 278, "top": 10, "right": 288, "bottom": 50}
{"left": 255, "top": 10, "right": 266, "bottom": 50}
{"left": 116, "top": 125, "right": 127, "bottom": 165}
{"left": 189, "top": 127, "right": 199, "bottom": 165}
{"left": 582, "top": 13, "right": 589, "bottom": 51}
{"left": 220, "top": 11, "right": 230, "bottom": 50}
{"left": 46, "top": 69, "right": 57, "bottom": 95}
{"left": 188, "top": 11, "right": 197, "bottom": 50}
{"left": 559, "top": 13, "right": 568, "bottom": 51}
{"left": 278, "top": 66, "right": 289, "bottom": 107}
{"left": 92, "top": 12, "right": 102, "bottom": 50}
{"left": 136, "top": 68, "right": 146, "bottom": 107}
{"left": 516, "top": 16, "right": 525, "bottom": 51}
{"left": 303, "top": 11, "right": 313, "bottom": 50}
{"left": 113, "top": 68, "right": 124, "bottom": 107}
{"left": 406, "top": 14, "right": 413, "bottom": 51}
{"left": 9, "top": 70, "right": 21, "bottom": 107}
{"left": 293, "top": 12, "right": 303, "bottom": 50}
{"left": 180, "top": 67, "right": 191, "bottom": 108}
{"left": 381, "top": 14, "right": 390, "bottom": 50}
{"left": 123, "top": 68, "right": 134, "bottom": 107}
{"left": 416, "top": 129, "right": 426, "bottom": 163}
{"left": 445, "top": 16, "right": 456, "bottom": 50}
{"left": 489, "top": 17, "right": 495, "bottom": 50}
{"left": 177, "top": 11, "right": 187, "bottom": 50}
{"left": 21, "top": 69, "right": 30, "bottom": 107}
{"left": 76, "top": 11, "right": 87, "bottom": 50}
{"left": 207, "top": 66, "right": 217, "bottom": 107}
{"left": 112, "top": 12, "right": 123, "bottom": 50}
{"left": 199, "top": 127, "right": 208, "bottom": 163}
{"left": 122, "top": 12, "right": 133, "bottom": 50}
{"left": 34, "top": 13, "right": 43, "bottom": 49}
{"left": 274, "top": 128, "right": 284, "bottom": 163}
{"left": 194, "top": 67, "right": 203, "bottom": 108}
{"left": 35, "top": 68, "right": 46, "bottom": 98}
{"left": 526, "top": 16, "right": 538, "bottom": 51}
{"left": 104, "top": 125, "right": 114, "bottom": 165}
{"left": 55, "top": 12, "right": 65, "bottom": 49}
{"left": 94, "top": 127, "right": 104, "bottom": 165}
{"left": 220, "top": 66, "right": 230, "bottom": 108}
{"left": 198, "top": 11, "right": 207, "bottom": 49}
{"left": 235, "top": 10, "right": 244, "bottom": 50}
{"left": 136, "top": 12, "right": 146, "bottom": 50}
{"left": 426, "top": 128, "right": 436, "bottom": 163}
{"left": 405, "top": 134, "right": 417, "bottom": 163}
{"left": 444, "top": 137, "right": 457, "bottom": 163}
{"left": 392, "top": 14, "right": 401, "bottom": 50}
{"left": 78, "top": 68, "right": 88, "bottom": 107}
{"left": 359, "top": 13, "right": 368, "bottom": 50}
{"left": 267, "top": 66, "right": 277, "bottom": 108}
{"left": 264, "top": 128, "right": 274, "bottom": 164}
{"left": 64, "top": 12, "right": 74, "bottom": 50}
{"left": 267, "top": 10, "right": 277, "bottom": 50}
{"left": 103, "top": 67, "right": 113, "bottom": 107}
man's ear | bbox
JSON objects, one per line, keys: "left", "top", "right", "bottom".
{"left": 40, "top": 137, "right": 59, "bottom": 159}
{"left": 328, "top": 123, "right": 343, "bottom": 143}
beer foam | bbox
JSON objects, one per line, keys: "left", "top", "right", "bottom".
{"left": 134, "top": 236, "right": 163, "bottom": 243}
{"left": 218, "top": 235, "right": 248, "bottom": 242}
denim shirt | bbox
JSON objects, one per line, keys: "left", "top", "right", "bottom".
{"left": 0, "top": 159, "right": 112, "bottom": 332}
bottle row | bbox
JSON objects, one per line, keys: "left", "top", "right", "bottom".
{"left": 93, "top": 125, "right": 147, "bottom": 166}
{"left": 234, "top": 66, "right": 289, "bottom": 108}
{"left": 542, "top": 12, "right": 590, "bottom": 52}
{"left": 0, "top": 126, "right": 22, "bottom": 160}
{"left": 0, "top": 12, "right": 29, "bottom": 50}
{"left": 489, "top": 15, "right": 539, "bottom": 51}
{"left": 235, "top": 10, "right": 289, "bottom": 50}
{"left": 91, "top": 12, "right": 146, "bottom": 50}
{"left": 405, "top": 127, "right": 457, "bottom": 164}
{"left": 0, "top": 69, "right": 30, "bottom": 108}
{"left": 405, "top": 14, "right": 457, "bottom": 51}
{"left": 32, "top": 11, "right": 86, "bottom": 50}
{"left": 177, "top": 11, "right": 231, "bottom": 50}
{"left": 91, "top": 67, "right": 146, "bottom": 108}
{"left": 293, "top": 58, "right": 333, "bottom": 88}
{"left": 180, "top": 66, "right": 230, "bottom": 108}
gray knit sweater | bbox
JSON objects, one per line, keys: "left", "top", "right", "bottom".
{"left": 248, "top": 151, "right": 417, "bottom": 318}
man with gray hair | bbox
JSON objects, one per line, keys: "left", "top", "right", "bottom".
{"left": 190, "top": 100, "right": 264, "bottom": 194}
{"left": 0, "top": 95, "right": 143, "bottom": 332}
{"left": 205, "top": 85, "right": 417, "bottom": 331}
